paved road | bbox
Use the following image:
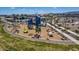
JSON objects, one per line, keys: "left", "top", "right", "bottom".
{"left": 47, "top": 23, "right": 79, "bottom": 45}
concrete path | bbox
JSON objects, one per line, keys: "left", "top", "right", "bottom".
{"left": 55, "top": 24, "right": 79, "bottom": 37}
{"left": 47, "top": 23, "right": 79, "bottom": 45}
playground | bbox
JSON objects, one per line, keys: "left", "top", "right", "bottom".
{"left": 6, "top": 24, "right": 63, "bottom": 41}
{"left": 6, "top": 16, "right": 65, "bottom": 41}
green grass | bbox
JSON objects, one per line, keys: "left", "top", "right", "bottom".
{"left": 0, "top": 23, "right": 79, "bottom": 51}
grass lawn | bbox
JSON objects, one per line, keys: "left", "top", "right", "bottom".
{"left": 0, "top": 23, "right": 79, "bottom": 51}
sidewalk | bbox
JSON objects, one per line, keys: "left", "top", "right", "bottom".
{"left": 47, "top": 23, "right": 79, "bottom": 45}
{"left": 55, "top": 24, "right": 79, "bottom": 37}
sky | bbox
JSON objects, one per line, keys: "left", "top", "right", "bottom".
{"left": 0, "top": 7, "right": 79, "bottom": 15}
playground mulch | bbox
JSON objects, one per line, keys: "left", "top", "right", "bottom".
{"left": 8, "top": 24, "right": 63, "bottom": 41}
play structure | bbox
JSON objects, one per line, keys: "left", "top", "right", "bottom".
{"left": 27, "top": 18, "right": 33, "bottom": 29}
{"left": 6, "top": 15, "right": 64, "bottom": 40}
{"left": 35, "top": 16, "right": 41, "bottom": 33}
